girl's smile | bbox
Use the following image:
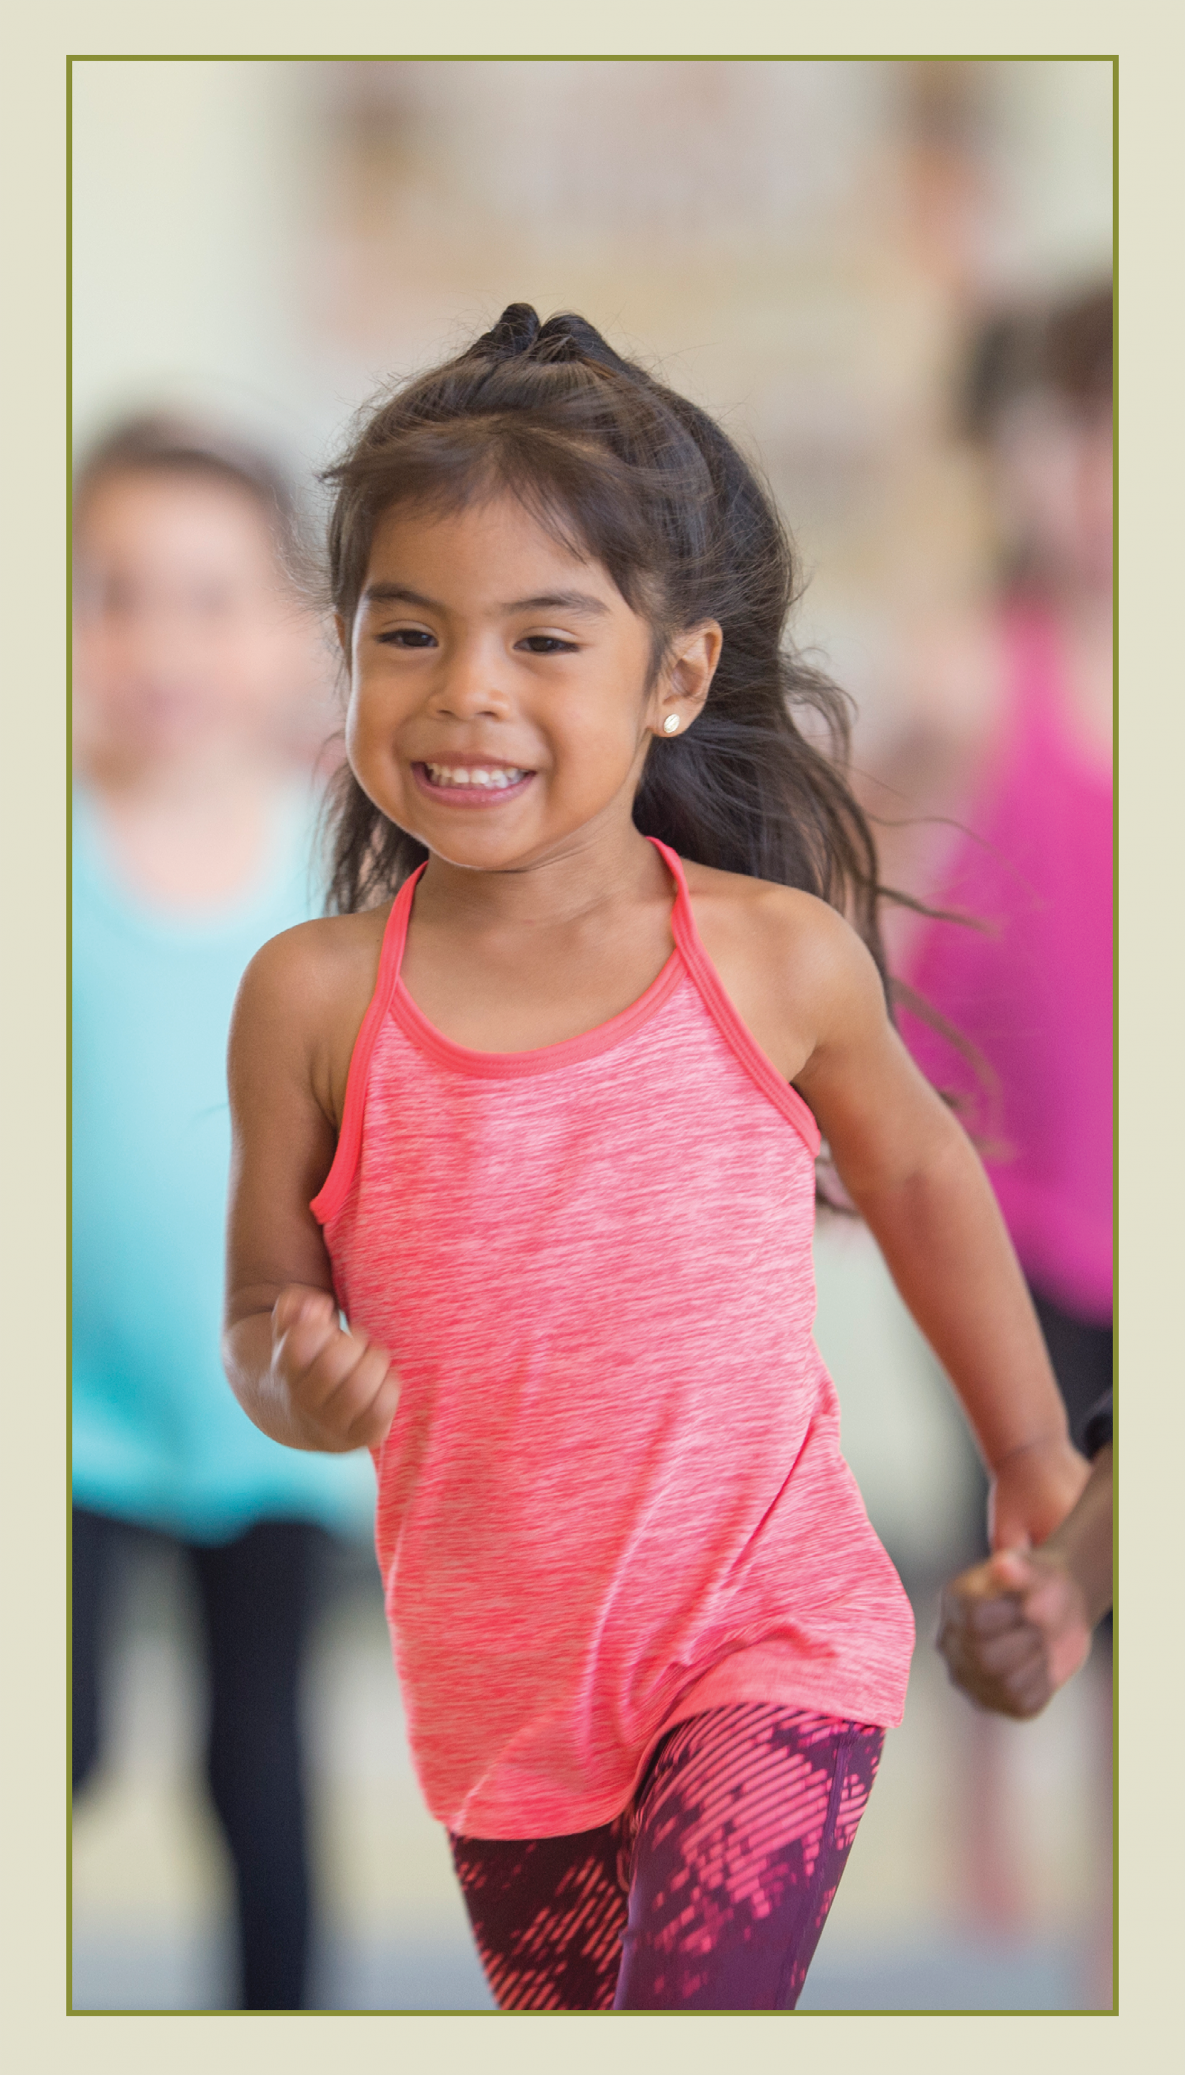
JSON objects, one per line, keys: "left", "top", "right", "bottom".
{"left": 413, "top": 759, "right": 535, "bottom": 805}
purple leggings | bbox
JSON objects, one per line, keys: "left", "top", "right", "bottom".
{"left": 450, "top": 1703, "right": 885, "bottom": 2011}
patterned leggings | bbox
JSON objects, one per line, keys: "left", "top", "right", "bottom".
{"left": 450, "top": 1703, "right": 885, "bottom": 2011}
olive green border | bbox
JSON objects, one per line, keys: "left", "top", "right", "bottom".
{"left": 67, "top": 48, "right": 1120, "bottom": 2016}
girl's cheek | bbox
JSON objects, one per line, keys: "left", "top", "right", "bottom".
{"left": 345, "top": 696, "right": 400, "bottom": 794}
{"left": 343, "top": 689, "right": 369, "bottom": 762}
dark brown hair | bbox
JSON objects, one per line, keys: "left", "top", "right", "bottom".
{"left": 319, "top": 304, "right": 928, "bottom": 1004}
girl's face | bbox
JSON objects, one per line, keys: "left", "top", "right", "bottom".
{"left": 74, "top": 469, "right": 320, "bottom": 769}
{"left": 345, "top": 493, "right": 719, "bottom": 873}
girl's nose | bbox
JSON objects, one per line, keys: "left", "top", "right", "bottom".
{"left": 429, "top": 646, "right": 512, "bottom": 722}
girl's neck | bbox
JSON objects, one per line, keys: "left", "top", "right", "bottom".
{"left": 397, "top": 817, "right": 678, "bottom": 1056}
{"left": 413, "top": 816, "right": 667, "bottom": 939}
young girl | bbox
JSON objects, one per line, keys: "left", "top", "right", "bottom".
{"left": 224, "top": 306, "right": 1088, "bottom": 2012}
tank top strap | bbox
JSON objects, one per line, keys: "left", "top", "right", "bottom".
{"left": 380, "top": 863, "right": 427, "bottom": 988}
{"left": 309, "top": 864, "right": 426, "bottom": 1225}
{"left": 649, "top": 840, "right": 822, "bottom": 1158}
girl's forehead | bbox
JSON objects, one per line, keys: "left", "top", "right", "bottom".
{"left": 371, "top": 489, "right": 579, "bottom": 554}
{"left": 364, "top": 493, "right": 620, "bottom": 599}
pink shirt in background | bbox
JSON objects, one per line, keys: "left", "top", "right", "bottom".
{"left": 901, "top": 606, "right": 1113, "bottom": 1325}
{"left": 313, "top": 842, "right": 914, "bottom": 1839}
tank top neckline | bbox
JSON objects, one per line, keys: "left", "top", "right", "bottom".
{"left": 310, "top": 840, "right": 820, "bottom": 1227}
{"left": 385, "top": 841, "right": 702, "bottom": 1080}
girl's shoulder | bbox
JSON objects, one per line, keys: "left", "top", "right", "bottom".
{"left": 232, "top": 905, "right": 394, "bottom": 1121}
{"left": 682, "top": 859, "right": 863, "bottom": 972}
{"left": 241, "top": 904, "right": 392, "bottom": 1004}
{"left": 680, "top": 862, "right": 882, "bottom": 1083}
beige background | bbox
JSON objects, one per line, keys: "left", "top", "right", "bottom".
{"left": 2, "top": 2, "right": 1177, "bottom": 2071}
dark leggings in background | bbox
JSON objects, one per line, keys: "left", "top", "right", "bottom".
{"left": 1028, "top": 1287, "right": 1114, "bottom": 1654}
{"left": 964, "top": 1286, "right": 1113, "bottom": 1558}
{"left": 451, "top": 1703, "right": 885, "bottom": 2011}
{"left": 72, "top": 1506, "right": 326, "bottom": 2010}
{"left": 1028, "top": 1287, "right": 1113, "bottom": 1456}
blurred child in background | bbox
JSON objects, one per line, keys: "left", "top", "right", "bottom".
{"left": 71, "top": 417, "right": 372, "bottom": 2009}
{"left": 880, "top": 288, "right": 1112, "bottom": 1982}
{"left": 897, "top": 284, "right": 1113, "bottom": 1456}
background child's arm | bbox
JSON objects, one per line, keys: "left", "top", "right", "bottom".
{"left": 790, "top": 904, "right": 1090, "bottom": 1549}
{"left": 223, "top": 924, "right": 400, "bottom": 1455}
{"left": 936, "top": 1442, "right": 1112, "bottom": 1717}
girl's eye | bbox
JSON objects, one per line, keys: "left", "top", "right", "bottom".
{"left": 378, "top": 627, "right": 436, "bottom": 648}
{"left": 518, "top": 635, "right": 579, "bottom": 654}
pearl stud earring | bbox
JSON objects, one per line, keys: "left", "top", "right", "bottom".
{"left": 662, "top": 714, "right": 680, "bottom": 734}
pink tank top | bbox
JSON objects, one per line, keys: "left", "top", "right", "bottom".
{"left": 901, "top": 607, "right": 1113, "bottom": 1324}
{"left": 312, "top": 841, "right": 915, "bottom": 1838}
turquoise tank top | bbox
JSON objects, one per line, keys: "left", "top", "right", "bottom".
{"left": 71, "top": 784, "right": 374, "bottom": 1541}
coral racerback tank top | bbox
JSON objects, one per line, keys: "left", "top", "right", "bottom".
{"left": 312, "top": 841, "right": 914, "bottom": 1838}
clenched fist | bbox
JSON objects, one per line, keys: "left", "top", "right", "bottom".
{"left": 936, "top": 1547, "right": 1092, "bottom": 1719}
{"left": 269, "top": 1284, "right": 400, "bottom": 1453}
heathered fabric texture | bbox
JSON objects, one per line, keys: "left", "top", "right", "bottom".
{"left": 312, "top": 841, "right": 914, "bottom": 1836}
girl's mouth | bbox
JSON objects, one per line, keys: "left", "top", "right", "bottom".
{"left": 413, "top": 761, "right": 535, "bottom": 806}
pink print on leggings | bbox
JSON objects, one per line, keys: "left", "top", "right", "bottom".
{"left": 450, "top": 1702, "right": 885, "bottom": 2010}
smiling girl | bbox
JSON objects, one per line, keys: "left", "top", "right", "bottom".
{"left": 223, "top": 307, "right": 1087, "bottom": 2011}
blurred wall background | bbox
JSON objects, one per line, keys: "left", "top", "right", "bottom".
{"left": 70, "top": 56, "right": 1113, "bottom": 2013}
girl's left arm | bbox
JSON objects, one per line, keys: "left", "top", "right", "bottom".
{"left": 791, "top": 906, "right": 1090, "bottom": 1550}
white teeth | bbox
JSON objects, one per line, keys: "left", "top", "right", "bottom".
{"left": 424, "top": 764, "right": 527, "bottom": 789}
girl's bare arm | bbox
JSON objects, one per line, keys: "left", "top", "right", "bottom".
{"left": 785, "top": 902, "right": 1089, "bottom": 1548}
{"left": 223, "top": 919, "right": 400, "bottom": 1454}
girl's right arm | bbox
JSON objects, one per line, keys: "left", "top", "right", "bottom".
{"left": 222, "top": 920, "right": 400, "bottom": 1455}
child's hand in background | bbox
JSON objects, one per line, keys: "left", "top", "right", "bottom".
{"left": 936, "top": 1547, "right": 1092, "bottom": 1719}
{"left": 939, "top": 1438, "right": 1111, "bottom": 1719}
{"left": 271, "top": 1284, "right": 400, "bottom": 1453}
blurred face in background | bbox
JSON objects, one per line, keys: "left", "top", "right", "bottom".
{"left": 989, "top": 393, "right": 1113, "bottom": 603}
{"left": 73, "top": 468, "right": 322, "bottom": 777}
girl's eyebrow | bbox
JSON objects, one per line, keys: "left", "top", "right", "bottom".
{"left": 362, "top": 582, "right": 440, "bottom": 608}
{"left": 362, "top": 581, "right": 609, "bottom": 619}
{"left": 504, "top": 591, "right": 610, "bottom": 618}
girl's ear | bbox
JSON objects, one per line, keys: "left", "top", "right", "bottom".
{"left": 651, "top": 621, "right": 723, "bottom": 738}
